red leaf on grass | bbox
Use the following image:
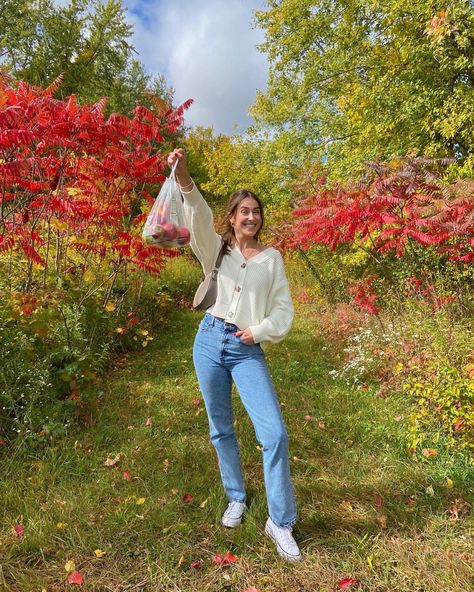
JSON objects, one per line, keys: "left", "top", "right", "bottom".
{"left": 376, "top": 495, "right": 383, "bottom": 508}
{"left": 337, "top": 576, "right": 361, "bottom": 589}
{"left": 123, "top": 470, "right": 132, "bottom": 481}
{"left": 245, "top": 588, "right": 262, "bottom": 592}
{"left": 13, "top": 524, "right": 25, "bottom": 538}
{"left": 190, "top": 560, "right": 202, "bottom": 568}
{"left": 67, "top": 570, "right": 83, "bottom": 585}
{"left": 213, "top": 552, "right": 238, "bottom": 566}
{"left": 182, "top": 493, "right": 194, "bottom": 503}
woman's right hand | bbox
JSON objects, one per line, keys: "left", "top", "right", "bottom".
{"left": 167, "top": 149, "right": 193, "bottom": 190}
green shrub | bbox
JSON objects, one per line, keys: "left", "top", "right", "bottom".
{"left": 403, "top": 365, "right": 474, "bottom": 452}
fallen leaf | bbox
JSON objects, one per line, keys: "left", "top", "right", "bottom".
{"left": 13, "top": 524, "right": 25, "bottom": 538}
{"left": 123, "top": 470, "right": 132, "bottom": 481}
{"left": 190, "top": 560, "right": 202, "bottom": 569}
{"left": 163, "top": 459, "right": 169, "bottom": 472}
{"left": 0, "top": 438, "right": 7, "bottom": 446}
{"left": 339, "top": 500, "right": 354, "bottom": 512}
{"left": 146, "top": 416, "right": 153, "bottom": 426}
{"left": 318, "top": 421, "right": 327, "bottom": 429}
{"left": 104, "top": 453, "right": 121, "bottom": 466}
{"left": 446, "top": 478, "right": 454, "bottom": 488}
{"left": 192, "top": 398, "right": 201, "bottom": 406}
{"left": 67, "top": 570, "right": 83, "bottom": 585}
{"left": 376, "top": 495, "right": 383, "bottom": 508}
{"left": 182, "top": 494, "right": 194, "bottom": 503}
{"left": 245, "top": 588, "right": 262, "bottom": 592}
{"left": 452, "top": 417, "right": 465, "bottom": 432}
{"left": 448, "top": 498, "right": 471, "bottom": 520}
{"left": 178, "top": 555, "right": 185, "bottom": 567}
{"left": 212, "top": 552, "right": 238, "bottom": 566}
{"left": 422, "top": 448, "right": 437, "bottom": 459}
{"left": 304, "top": 415, "right": 313, "bottom": 422}
{"left": 136, "top": 497, "right": 145, "bottom": 505}
{"left": 376, "top": 514, "right": 388, "bottom": 528}
{"left": 57, "top": 522, "right": 68, "bottom": 529}
{"left": 425, "top": 485, "right": 435, "bottom": 497}
{"left": 94, "top": 549, "right": 105, "bottom": 558}
{"left": 200, "top": 497, "right": 209, "bottom": 508}
{"left": 64, "top": 560, "right": 75, "bottom": 573}
{"left": 337, "top": 576, "right": 361, "bottom": 589}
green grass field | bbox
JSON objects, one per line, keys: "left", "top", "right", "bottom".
{"left": 1, "top": 304, "right": 473, "bottom": 591}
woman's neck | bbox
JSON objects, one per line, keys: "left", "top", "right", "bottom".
{"left": 233, "top": 235, "right": 259, "bottom": 251}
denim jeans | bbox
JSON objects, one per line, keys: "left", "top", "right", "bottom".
{"left": 193, "top": 313, "right": 297, "bottom": 527}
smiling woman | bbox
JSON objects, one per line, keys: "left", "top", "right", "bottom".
{"left": 164, "top": 147, "right": 302, "bottom": 563}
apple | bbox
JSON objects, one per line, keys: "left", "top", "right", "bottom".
{"left": 176, "top": 226, "right": 191, "bottom": 246}
{"left": 162, "top": 223, "right": 178, "bottom": 240}
{"left": 151, "top": 224, "right": 165, "bottom": 239}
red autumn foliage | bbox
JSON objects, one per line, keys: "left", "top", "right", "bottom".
{"left": 347, "top": 275, "right": 380, "bottom": 315}
{"left": 291, "top": 159, "right": 474, "bottom": 263}
{"left": 0, "top": 73, "right": 192, "bottom": 290}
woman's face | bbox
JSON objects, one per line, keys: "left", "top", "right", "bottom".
{"left": 230, "top": 197, "right": 262, "bottom": 238}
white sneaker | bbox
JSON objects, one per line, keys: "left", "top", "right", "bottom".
{"left": 265, "top": 517, "right": 302, "bottom": 562}
{"left": 221, "top": 501, "right": 247, "bottom": 528}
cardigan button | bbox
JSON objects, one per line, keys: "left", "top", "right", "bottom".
{"left": 241, "top": 263, "right": 246, "bottom": 268}
{"left": 235, "top": 286, "right": 241, "bottom": 292}
{"left": 228, "top": 312, "right": 234, "bottom": 318}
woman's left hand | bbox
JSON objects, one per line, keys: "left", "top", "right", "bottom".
{"left": 234, "top": 328, "right": 255, "bottom": 345}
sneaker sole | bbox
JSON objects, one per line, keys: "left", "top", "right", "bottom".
{"left": 265, "top": 524, "right": 302, "bottom": 562}
{"left": 221, "top": 516, "right": 243, "bottom": 528}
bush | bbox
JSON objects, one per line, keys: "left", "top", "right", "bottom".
{"left": 403, "top": 365, "right": 474, "bottom": 452}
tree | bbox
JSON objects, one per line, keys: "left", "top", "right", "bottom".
{"left": 252, "top": 0, "right": 474, "bottom": 179}
{"left": 0, "top": 0, "right": 164, "bottom": 115}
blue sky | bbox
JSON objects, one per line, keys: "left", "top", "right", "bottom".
{"left": 121, "top": 0, "right": 269, "bottom": 134}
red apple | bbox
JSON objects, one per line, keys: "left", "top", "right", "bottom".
{"left": 176, "top": 226, "right": 191, "bottom": 245}
{"left": 151, "top": 224, "right": 165, "bottom": 239}
{"left": 162, "top": 223, "right": 178, "bottom": 239}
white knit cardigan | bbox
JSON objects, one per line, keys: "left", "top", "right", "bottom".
{"left": 182, "top": 184, "right": 294, "bottom": 349}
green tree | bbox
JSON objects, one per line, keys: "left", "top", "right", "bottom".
{"left": 252, "top": 0, "right": 474, "bottom": 179}
{"left": 0, "top": 0, "right": 165, "bottom": 114}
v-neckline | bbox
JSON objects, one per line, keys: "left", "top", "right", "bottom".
{"left": 235, "top": 245, "right": 272, "bottom": 262}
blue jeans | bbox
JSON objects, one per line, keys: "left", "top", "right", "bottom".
{"left": 193, "top": 313, "right": 297, "bottom": 527}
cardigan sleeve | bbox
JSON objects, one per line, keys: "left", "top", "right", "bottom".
{"left": 181, "top": 183, "right": 222, "bottom": 274}
{"left": 248, "top": 251, "right": 294, "bottom": 345}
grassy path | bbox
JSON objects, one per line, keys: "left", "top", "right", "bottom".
{"left": 1, "top": 304, "right": 473, "bottom": 591}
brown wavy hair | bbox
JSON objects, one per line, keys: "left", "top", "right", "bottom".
{"left": 221, "top": 189, "right": 264, "bottom": 254}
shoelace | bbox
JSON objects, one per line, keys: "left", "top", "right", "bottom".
{"left": 225, "top": 501, "right": 244, "bottom": 516}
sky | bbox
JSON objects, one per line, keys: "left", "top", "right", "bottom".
{"left": 121, "top": 0, "right": 269, "bottom": 135}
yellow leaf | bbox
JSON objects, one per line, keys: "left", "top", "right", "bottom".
{"left": 94, "top": 549, "right": 105, "bottom": 558}
{"left": 104, "top": 453, "right": 121, "bottom": 466}
{"left": 115, "top": 327, "right": 125, "bottom": 334}
{"left": 142, "top": 341, "right": 149, "bottom": 348}
{"left": 64, "top": 560, "right": 75, "bottom": 573}
{"left": 136, "top": 497, "right": 146, "bottom": 505}
{"left": 367, "top": 554, "right": 374, "bottom": 569}
{"left": 446, "top": 478, "right": 454, "bottom": 488}
{"left": 56, "top": 522, "right": 68, "bottom": 529}
{"left": 105, "top": 302, "right": 116, "bottom": 312}
{"left": 138, "top": 329, "right": 149, "bottom": 336}
{"left": 67, "top": 187, "right": 82, "bottom": 196}
{"left": 83, "top": 270, "right": 95, "bottom": 283}
{"left": 200, "top": 498, "right": 209, "bottom": 508}
{"left": 178, "top": 555, "right": 185, "bottom": 567}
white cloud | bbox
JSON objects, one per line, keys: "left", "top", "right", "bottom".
{"left": 123, "top": 0, "right": 268, "bottom": 134}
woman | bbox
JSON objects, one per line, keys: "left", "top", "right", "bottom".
{"left": 167, "top": 149, "right": 301, "bottom": 562}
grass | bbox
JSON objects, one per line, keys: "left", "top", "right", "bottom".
{"left": 0, "top": 302, "right": 473, "bottom": 591}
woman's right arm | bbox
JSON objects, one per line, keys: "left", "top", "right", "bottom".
{"left": 167, "top": 149, "right": 221, "bottom": 274}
